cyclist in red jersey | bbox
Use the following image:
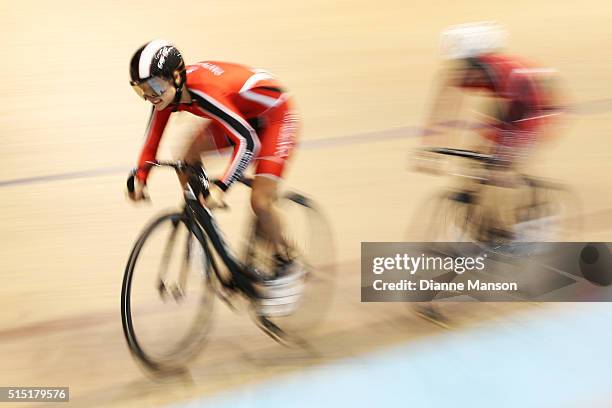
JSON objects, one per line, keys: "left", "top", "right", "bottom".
{"left": 447, "top": 55, "right": 560, "bottom": 164}
{"left": 421, "top": 22, "right": 562, "bottom": 167}
{"left": 412, "top": 24, "right": 565, "bottom": 323}
{"left": 126, "top": 40, "right": 302, "bottom": 316}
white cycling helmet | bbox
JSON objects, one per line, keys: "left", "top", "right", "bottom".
{"left": 440, "top": 22, "right": 507, "bottom": 60}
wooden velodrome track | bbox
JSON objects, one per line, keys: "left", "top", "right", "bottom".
{"left": 2, "top": 0, "right": 612, "bottom": 406}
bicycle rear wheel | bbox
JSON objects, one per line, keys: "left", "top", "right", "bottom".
{"left": 408, "top": 177, "right": 582, "bottom": 258}
{"left": 245, "top": 192, "right": 336, "bottom": 345}
{"left": 514, "top": 176, "right": 582, "bottom": 242}
{"left": 121, "top": 211, "right": 215, "bottom": 372}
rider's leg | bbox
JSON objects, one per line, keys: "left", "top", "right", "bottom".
{"left": 250, "top": 175, "right": 289, "bottom": 257}
{"left": 252, "top": 98, "right": 299, "bottom": 255}
{"left": 250, "top": 101, "right": 303, "bottom": 315}
{"left": 479, "top": 130, "right": 536, "bottom": 237}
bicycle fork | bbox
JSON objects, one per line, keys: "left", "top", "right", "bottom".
{"left": 184, "top": 195, "right": 259, "bottom": 299}
{"left": 156, "top": 216, "right": 192, "bottom": 302}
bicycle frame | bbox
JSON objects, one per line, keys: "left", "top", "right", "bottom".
{"left": 181, "top": 189, "right": 258, "bottom": 298}
{"left": 129, "top": 161, "right": 258, "bottom": 298}
{"left": 424, "top": 147, "right": 574, "bottom": 242}
{"left": 126, "top": 161, "right": 333, "bottom": 349}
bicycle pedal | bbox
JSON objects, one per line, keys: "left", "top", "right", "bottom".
{"left": 256, "top": 316, "right": 290, "bottom": 344}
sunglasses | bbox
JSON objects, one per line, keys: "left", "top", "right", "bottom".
{"left": 130, "top": 77, "right": 171, "bottom": 100}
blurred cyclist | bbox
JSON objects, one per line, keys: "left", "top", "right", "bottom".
{"left": 416, "top": 22, "right": 564, "bottom": 235}
{"left": 412, "top": 23, "right": 564, "bottom": 323}
{"left": 126, "top": 39, "right": 302, "bottom": 316}
{"left": 418, "top": 22, "right": 562, "bottom": 169}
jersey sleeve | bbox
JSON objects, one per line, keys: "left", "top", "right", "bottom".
{"left": 136, "top": 107, "right": 172, "bottom": 182}
{"left": 189, "top": 88, "right": 260, "bottom": 191}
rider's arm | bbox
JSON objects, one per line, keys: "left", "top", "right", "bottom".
{"left": 190, "top": 89, "right": 260, "bottom": 191}
{"left": 136, "top": 107, "right": 172, "bottom": 182}
{"left": 421, "top": 70, "right": 465, "bottom": 146}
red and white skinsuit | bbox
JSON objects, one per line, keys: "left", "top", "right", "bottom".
{"left": 135, "top": 61, "right": 300, "bottom": 191}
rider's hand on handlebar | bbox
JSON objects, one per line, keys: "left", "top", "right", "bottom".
{"left": 127, "top": 174, "right": 148, "bottom": 202}
{"left": 201, "top": 182, "right": 226, "bottom": 210}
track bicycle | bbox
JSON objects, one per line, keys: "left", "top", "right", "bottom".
{"left": 121, "top": 161, "right": 335, "bottom": 372}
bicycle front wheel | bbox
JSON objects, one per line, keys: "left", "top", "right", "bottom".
{"left": 121, "top": 211, "right": 215, "bottom": 372}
